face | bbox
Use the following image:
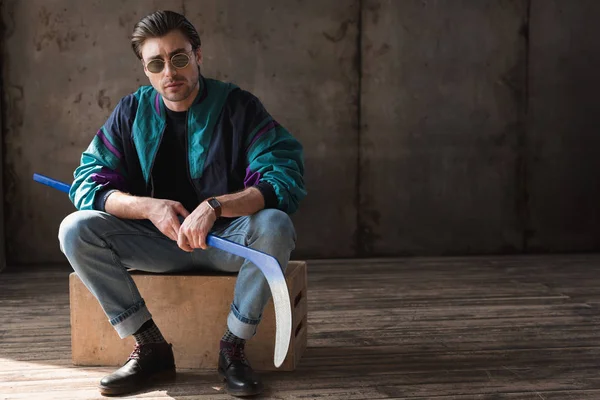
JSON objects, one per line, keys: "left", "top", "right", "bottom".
{"left": 140, "top": 30, "right": 202, "bottom": 104}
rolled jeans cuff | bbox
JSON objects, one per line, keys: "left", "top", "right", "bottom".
{"left": 109, "top": 300, "right": 152, "bottom": 339}
{"left": 227, "top": 304, "right": 261, "bottom": 340}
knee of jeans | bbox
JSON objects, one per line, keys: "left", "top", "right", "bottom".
{"left": 58, "top": 210, "right": 103, "bottom": 253}
{"left": 254, "top": 209, "right": 296, "bottom": 242}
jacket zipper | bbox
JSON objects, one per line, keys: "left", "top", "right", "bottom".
{"left": 184, "top": 111, "right": 199, "bottom": 200}
{"left": 149, "top": 124, "right": 166, "bottom": 197}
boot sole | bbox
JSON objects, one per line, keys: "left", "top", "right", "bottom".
{"left": 218, "top": 367, "right": 263, "bottom": 397}
{"left": 99, "top": 368, "right": 176, "bottom": 396}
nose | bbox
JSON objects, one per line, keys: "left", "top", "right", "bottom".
{"left": 163, "top": 61, "right": 177, "bottom": 78}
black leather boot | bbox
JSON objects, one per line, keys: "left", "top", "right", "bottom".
{"left": 98, "top": 342, "right": 176, "bottom": 396}
{"left": 218, "top": 343, "right": 263, "bottom": 397}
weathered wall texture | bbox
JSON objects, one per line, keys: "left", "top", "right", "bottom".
{"left": 527, "top": 0, "right": 600, "bottom": 252}
{"left": 0, "top": 75, "right": 4, "bottom": 271}
{"left": 1, "top": 0, "right": 599, "bottom": 264}
{"left": 360, "top": 0, "right": 528, "bottom": 255}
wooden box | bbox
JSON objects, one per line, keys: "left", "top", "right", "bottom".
{"left": 70, "top": 261, "right": 307, "bottom": 371}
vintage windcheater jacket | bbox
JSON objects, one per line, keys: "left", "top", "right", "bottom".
{"left": 69, "top": 76, "right": 306, "bottom": 215}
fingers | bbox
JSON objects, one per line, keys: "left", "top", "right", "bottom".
{"left": 176, "top": 203, "right": 215, "bottom": 251}
{"left": 198, "top": 230, "right": 208, "bottom": 250}
{"left": 188, "top": 226, "right": 209, "bottom": 250}
{"left": 177, "top": 228, "right": 194, "bottom": 252}
{"left": 148, "top": 201, "right": 193, "bottom": 247}
{"left": 180, "top": 220, "right": 197, "bottom": 249}
{"left": 152, "top": 219, "right": 178, "bottom": 241}
{"left": 171, "top": 214, "right": 182, "bottom": 235}
{"left": 165, "top": 227, "right": 177, "bottom": 241}
{"left": 174, "top": 202, "right": 190, "bottom": 218}
{"left": 176, "top": 214, "right": 194, "bottom": 252}
{"left": 166, "top": 224, "right": 180, "bottom": 242}
{"left": 169, "top": 226, "right": 180, "bottom": 242}
{"left": 163, "top": 212, "right": 182, "bottom": 242}
{"left": 178, "top": 225, "right": 208, "bottom": 250}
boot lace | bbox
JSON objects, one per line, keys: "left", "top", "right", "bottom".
{"left": 128, "top": 343, "right": 145, "bottom": 361}
{"left": 222, "top": 344, "right": 249, "bottom": 365}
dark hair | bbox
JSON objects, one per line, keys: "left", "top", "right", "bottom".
{"left": 131, "top": 10, "right": 201, "bottom": 59}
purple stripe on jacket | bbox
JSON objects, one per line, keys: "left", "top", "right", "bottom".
{"left": 154, "top": 93, "right": 161, "bottom": 114}
{"left": 247, "top": 120, "right": 279, "bottom": 151}
{"left": 243, "top": 167, "right": 261, "bottom": 188}
{"left": 96, "top": 130, "right": 122, "bottom": 160}
{"left": 91, "top": 167, "right": 127, "bottom": 191}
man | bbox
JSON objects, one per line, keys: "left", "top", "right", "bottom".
{"left": 58, "top": 10, "right": 306, "bottom": 397}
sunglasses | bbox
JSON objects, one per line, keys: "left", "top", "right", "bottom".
{"left": 145, "top": 51, "right": 193, "bottom": 74}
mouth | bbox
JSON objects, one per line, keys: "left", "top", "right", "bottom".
{"left": 164, "top": 81, "right": 184, "bottom": 89}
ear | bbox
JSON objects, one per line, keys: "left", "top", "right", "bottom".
{"left": 142, "top": 60, "right": 151, "bottom": 79}
{"left": 195, "top": 47, "right": 203, "bottom": 65}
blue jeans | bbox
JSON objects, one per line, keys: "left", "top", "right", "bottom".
{"left": 58, "top": 209, "right": 296, "bottom": 340}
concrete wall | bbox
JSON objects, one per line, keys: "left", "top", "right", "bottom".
{"left": 1, "top": 0, "right": 599, "bottom": 264}
{"left": 0, "top": 69, "right": 4, "bottom": 272}
{"left": 527, "top": 0, "right": 600, "bottom": 252}
{"left": 360, "top": 0, "right": 527, "bottom": 256}
{"left": 0, "top": 0, "right": 6, "bottom": 271}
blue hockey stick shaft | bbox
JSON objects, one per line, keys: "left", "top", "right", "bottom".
{"left": 33, "top": 173, "right": 71, "bottom": 193}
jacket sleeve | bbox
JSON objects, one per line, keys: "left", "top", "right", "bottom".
{"left": 69, "top": 96, "right": 135, "bottom": 210}
{"left": 239, "top": 92, "right": 306, "bottom": 215}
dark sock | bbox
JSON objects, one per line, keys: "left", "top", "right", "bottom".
{"left": 220, "top": 328, "right": 245, "bottom": 349}
{"left": 133, "top": 319, "right": 166, "bottom": 345}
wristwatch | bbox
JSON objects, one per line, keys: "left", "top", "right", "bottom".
{"left": 206, "top": 197, "right": 222, "bottom": 218}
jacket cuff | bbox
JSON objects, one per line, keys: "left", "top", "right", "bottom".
{"left": 94, "top": 189, "right": 119, "bottom": 212}
{"left": 254, "top": 181, "right": 278, "bottom": 209}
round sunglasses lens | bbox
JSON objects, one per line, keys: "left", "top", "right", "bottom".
{"left": 147, "top": 60, "right": 164, "bottom": 73}
{"left": 171, "top": 54, "right": 190, "bottom": 68}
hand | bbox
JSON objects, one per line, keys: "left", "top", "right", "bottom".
{"left": 178, "top": 201, "right": 217, "bottom": 251}
{"left": 144, "top": 198, "right": 190, "bottom": 242}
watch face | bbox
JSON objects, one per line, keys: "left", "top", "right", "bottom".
{"left": 208, "top": 198, "right": 220, "bottom": 208}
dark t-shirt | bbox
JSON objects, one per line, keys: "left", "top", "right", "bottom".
{"left": 151, "top": 107, "right": 199, "bottom": 214}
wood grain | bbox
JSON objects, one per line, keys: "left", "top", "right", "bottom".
{"left": 1, "top": 255, "right": 600, "bottom": 399}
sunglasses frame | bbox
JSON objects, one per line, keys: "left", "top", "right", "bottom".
{"left": 145, "top": 50, "right": 195, "bottom": 74}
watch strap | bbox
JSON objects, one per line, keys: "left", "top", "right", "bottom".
{"left": 207, "top": 197, "right": 222, "bottom": 218}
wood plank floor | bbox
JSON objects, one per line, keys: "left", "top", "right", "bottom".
{"left": 2, "top": 255, "right": 600, "bottom": 399}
